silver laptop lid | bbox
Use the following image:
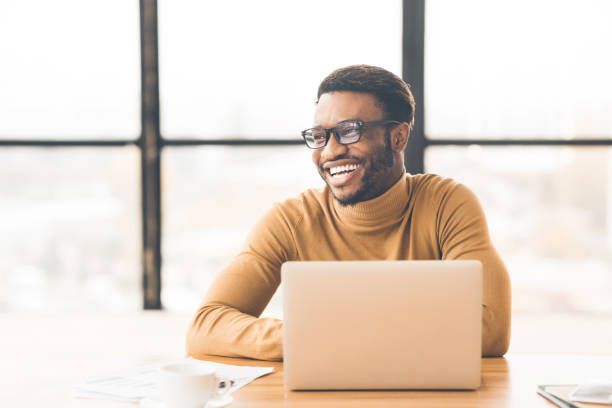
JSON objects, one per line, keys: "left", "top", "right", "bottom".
{"left": 282, "top": 260, "right": 482, "bottom": 390}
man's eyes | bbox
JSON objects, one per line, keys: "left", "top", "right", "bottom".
{"left": 337, "top": 126, "right": 359, "bottom": 136}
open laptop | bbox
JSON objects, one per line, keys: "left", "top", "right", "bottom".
{"left": 281, "top": 260, "right": 482, "bottom": 390}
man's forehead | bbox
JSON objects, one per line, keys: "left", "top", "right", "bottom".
{"left": 313, "top": 91, "right": 385, "bottom": 127}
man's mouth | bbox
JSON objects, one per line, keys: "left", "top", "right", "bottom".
{"left": 328, "top": 163, "right": 359, "bottom": 177}
{"left": 321, "top": 162, "right": 362, "bottom": 188}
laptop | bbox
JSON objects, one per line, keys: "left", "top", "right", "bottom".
{"left": 281, "top": 260, "right": 482, "bottom": 390}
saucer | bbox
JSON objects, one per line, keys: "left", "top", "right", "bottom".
{"left": 140, "top": 394, "right": 233, "bottom": 408}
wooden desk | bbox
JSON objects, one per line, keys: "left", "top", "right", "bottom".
{"left": 2, "top": 312, "right": 611, "bottom": 407}
{"left": 214, "top": 354, "right": 612, "bottom": 407}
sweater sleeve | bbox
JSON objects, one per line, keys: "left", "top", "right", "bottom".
{"left": 186, "top": 203, "right": 298, "bottom": 361}
{"left": 435, "top": 182, "right": 511, "bottom": 357}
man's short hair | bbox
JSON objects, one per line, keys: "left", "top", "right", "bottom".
{"left": 317, "top": 65, "right": 416, "bottom": 130}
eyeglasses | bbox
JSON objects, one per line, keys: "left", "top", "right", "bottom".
{"left": 301, "top": 120, "right": 400, "bottom": 149}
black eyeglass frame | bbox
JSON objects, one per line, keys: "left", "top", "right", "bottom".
{"left": 301, "top": 120, "right": 401, "bottom": 149}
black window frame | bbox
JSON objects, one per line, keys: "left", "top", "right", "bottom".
{"left": 1, "top": 0, "right": 610, "bottom": 309}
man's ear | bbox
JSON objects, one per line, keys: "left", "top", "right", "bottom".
{"left": 390, "top": 122, "right": 410, "bottom": 152}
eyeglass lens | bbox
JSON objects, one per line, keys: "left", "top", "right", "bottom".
{"left": 304, "top": 122, "right": 362, "bottom": 148}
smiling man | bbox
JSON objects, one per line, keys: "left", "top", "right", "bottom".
{"left": 186, "top": 65, "right": 511, "bottom": 360}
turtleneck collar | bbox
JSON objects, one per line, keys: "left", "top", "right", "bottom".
{"left": 331, "top": 171, "right": 410, "bottom": 228}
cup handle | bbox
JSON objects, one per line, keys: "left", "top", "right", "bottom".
{"left": 216, "top": 376, "right": 232, "bottom": 397}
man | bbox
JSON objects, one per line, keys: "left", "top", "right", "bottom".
{"left": 186, "top": 65, "right": 511, "bottom": 361}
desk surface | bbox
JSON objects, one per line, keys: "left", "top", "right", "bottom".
{"left": 3, "top": 312, "right": 612, "bottom": 407}
{"left": 213, "top": 354, "right": 612, "bottom": 408}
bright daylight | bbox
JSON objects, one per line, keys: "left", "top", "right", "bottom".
{"left": 1, "top": 1, "right": 611, "bottom": 407}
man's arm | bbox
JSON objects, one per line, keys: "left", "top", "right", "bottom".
{"left": 436, "top": 182, "right": 511, "bottom": 357}
{"left": 186, "top": 204, "right": 299, "bottom": 361}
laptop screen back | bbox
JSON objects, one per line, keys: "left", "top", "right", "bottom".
{"left": 282, "top": 260, "right": 482, "bottom": 390}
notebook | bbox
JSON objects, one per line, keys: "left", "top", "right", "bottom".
{"left": 281, "top": 260, "right": 482, "bottom": 390}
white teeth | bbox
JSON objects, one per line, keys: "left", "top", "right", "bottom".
{"left": 329, "top": 164, "right": 358, "bottom": 175}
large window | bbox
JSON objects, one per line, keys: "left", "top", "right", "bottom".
{"left": 1, "top": 0, "right": 610, "bottom": 317}
{"left": 425, "top": 0, "right": 612, "bottom": 314}
{"left": 0, "top": 1, "right": 141, "bottom": 312}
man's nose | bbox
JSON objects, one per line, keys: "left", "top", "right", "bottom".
{"left": 321, "top": 131, "right": 349, "bottom": 160}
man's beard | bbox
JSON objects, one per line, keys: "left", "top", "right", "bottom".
{"left": 329, "top": 133, "right": 395, "bottom": 207}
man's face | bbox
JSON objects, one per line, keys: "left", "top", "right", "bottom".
{"left": 312, "top": 91, "right": 397, "bottom": 206}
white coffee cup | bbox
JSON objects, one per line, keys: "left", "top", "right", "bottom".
{"left": 158, "top": 362, "right": 231, "bottom": 408}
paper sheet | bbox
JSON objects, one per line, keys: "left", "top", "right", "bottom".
{"left": 538, "top": 385, "right": 612, "bottom": 408}
{"left": 72, "top": 358, "right": 274, "bottom": 403}
{"left": 571, "top": 380, "right": 612, "bottom": 404}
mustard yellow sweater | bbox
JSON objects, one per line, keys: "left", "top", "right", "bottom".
{"left": 186, "top": 173, "right": 511, "bottom": 360}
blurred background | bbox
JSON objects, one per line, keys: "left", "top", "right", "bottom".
{"left": 0, "top": 0, "right": 611, "bottom": 321}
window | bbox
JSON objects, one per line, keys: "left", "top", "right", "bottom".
{"left": 3, "top": 0, "right": 610, "bottom": 316}
{"left": 0, "top": 0, "right": 140, "bottom": 139}
{"left": 425, "top": 0, "right": 612, "bottom": 140}
{"left": 0, "top": 0, "right": 141, "bottom": 312}
{"left": 427, "top": 146, "right": 612, "bottom": 313}
{"left": 425, "top": 0, "right": 612, "bottom": 314}
{"left": 158, "top": 0, "right": 402, "bottom": 315}
{"left": 0, "top": 148, "right": 140, "bottom": 311}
